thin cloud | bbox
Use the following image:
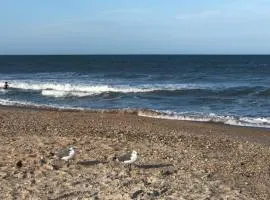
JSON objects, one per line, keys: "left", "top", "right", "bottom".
{"left": 102, "top": 8, "right": 145, "bottom": 15}
{"left": 176, "top": 10, "right": 220, "bottom": 20}
{"left": 175, "top": 1, "right": 270, "bottom": 21}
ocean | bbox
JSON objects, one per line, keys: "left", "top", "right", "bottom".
{"left": 0, "top": 55, "right": 270, "bottom": 128}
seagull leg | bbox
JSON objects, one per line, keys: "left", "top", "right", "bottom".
{"left": 125, "top": 164, "right": 132, "bottom": 176}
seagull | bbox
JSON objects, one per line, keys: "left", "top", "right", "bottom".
{"left": 56, "top": 147, "right": 75, "bottom": 162}
{"left": 116, "top": 150, "right": 139, "bottom": 170}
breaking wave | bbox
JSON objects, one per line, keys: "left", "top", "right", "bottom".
{"left": 0, "top": 98, "right": 48, "bottom": 108}
{"left": 0, "top": 98, "right": 85, "bottom": 110}
{"left": 7, "top": 81, "right": 209, "bottom": 97}
{"left": 138, "top": 110, "right": 270, "bottom": 128}
{"left": 4, "top": 80, "right": 269, "bottom": 98}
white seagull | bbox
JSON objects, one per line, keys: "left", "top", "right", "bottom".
{"left": 117, "top": 150, "right": 139, "bottom": 167}
{"left": 56, "top": 147, "right": 75, "bottom": 162}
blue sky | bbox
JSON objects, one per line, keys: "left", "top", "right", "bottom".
{"left": 1, "top": 0, "right": 270, "bottom": 54}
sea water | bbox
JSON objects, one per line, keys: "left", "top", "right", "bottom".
{"left": 0, "top": 55, "right": 270, "bottom": 128}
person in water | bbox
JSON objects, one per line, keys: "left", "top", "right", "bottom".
{"left": 3, "top": 82, "right": 8, "bottom": 89}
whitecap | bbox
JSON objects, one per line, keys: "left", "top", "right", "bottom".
{"left": 138, "top": 110, "right": 270, "bottom": 128}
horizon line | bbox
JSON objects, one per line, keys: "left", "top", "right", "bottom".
{"left": 1, "top": 53, "right": 270, "bottom": 56}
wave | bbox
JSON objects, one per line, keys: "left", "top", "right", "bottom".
{"left": 6, "top": 81, "right": 209, "bottom": 97}
{"left": 137, "top": 110, "right": 270, "bottom": 129}
{"left": 0, "top": 89, "right": 7, "bottom": 94}
{"left": 41, "top": 90, "right": 95, "bottom": 97}
{"left": 0, "top": 98, "right": 85, "bottom": 110}
{"left": 257, "top": 88, "right": 270, "bottom": 96}
{"left": 0, "top": 98, "right": 47, "bottom": 107}
{"left": 2, "top": 80, "right": 270, "bottom": 98}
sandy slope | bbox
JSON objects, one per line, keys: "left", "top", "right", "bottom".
{"left": 0, "top": 107, "right": 270, "bottom": 199}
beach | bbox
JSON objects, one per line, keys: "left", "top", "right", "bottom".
{"left": 0, "top": 107, "right": 270, "bottom": 199}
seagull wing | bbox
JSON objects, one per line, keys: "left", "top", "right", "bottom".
{"left": 56, "top": 148, "right": 70, "bottom": 158}
{"left": 117, "top": 152, "right": 132, "bottom": 162}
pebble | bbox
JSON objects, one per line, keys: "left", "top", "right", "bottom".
{"left": 16, "top": 160, "right": 23, "bottom": 168}
{"left": 131, "top": 190, "right": 144, "bottom": 199}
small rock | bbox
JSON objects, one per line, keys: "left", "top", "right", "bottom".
{"left": 93, "top": 195, "right": 100, "bottom": 200}
{"left": 31, "top": 179, "right": 36, "bottom": 185}
{"left": 131, "top": 190, "right": 144, "bottom": 199}
{"left": 161, "top": 169, "right": 175, "bottom": 176}
{"left": 52, "top": 164, "right": 60, "bottom": 170}
{"left": 16, "top": 160, "right": 23, "bottom": 168}
{"left": 152, "top": 190, "right": 160, "bottom": 197}
{"left": 147, "top": 176, "right": 158, "bottom": 184}
{"left": 17, "top": 172, "right": 27, "bottom": 179}
{"left": 160, "top": 188, "right": 168, "bottom": 194}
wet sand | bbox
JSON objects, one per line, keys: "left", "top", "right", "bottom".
{"left": 0, "top": 106, "right": 270, "bottom": 199}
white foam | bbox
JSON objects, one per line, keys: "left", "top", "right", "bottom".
{"left": 0, "top": 98, "right": 269, "bottom": 128}
{"left": 0, "top": 98, "right": 43, "bottom": 107}
{"left": 9, "top": 81, "right": 207, "bottom": 91}
{"left": 225, "top": 117, "right": 270, "bottom": 128}
{"left": 0, "top": 89, "right": 7, "bottom": 94}
{"left": 0, "top": 98, "right": 85, "bottom": 110}
{"left": 138, "top": 110, "right": 270, "bottom": 128}
{"left": 5, "top": 80, "right": 212, "bottom": 97}
{"left": 41, "top": 90, "right": 94, "bottom": 97}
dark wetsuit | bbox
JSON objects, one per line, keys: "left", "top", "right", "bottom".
{"left": 3, "top": 83, "right": 8, "bottom": 89}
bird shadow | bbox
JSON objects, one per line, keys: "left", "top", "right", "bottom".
{"left": 134, "top": 163, "right": 173, "bottom": 169}
{"left": 77, "top": 160, "right": 108, "bottom": 166}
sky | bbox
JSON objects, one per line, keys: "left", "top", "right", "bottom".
{"left": 0, "top": 0, "right": 270, "bottom": 54}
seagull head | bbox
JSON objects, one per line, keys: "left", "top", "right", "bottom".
{"left": 132, "top": 150, "right": 138, "bottom": 156}
{"left": 68, "top": 147, "right": 75, "bottom": 152}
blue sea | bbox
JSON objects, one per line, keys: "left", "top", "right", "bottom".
{"left": 0, "top": 55, "right": 270, "bottom": 128}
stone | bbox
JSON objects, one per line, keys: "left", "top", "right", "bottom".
{"left": 131, "top": 190, "right": 144, "bottom": 199}
{"left": 16, "top": 160, "right": 23, "bottom": 168}
{"left": 152, "top": 190, "right": 160, "bottom": 197}
{"left": 161, "top": 169, "right": 175, "bottom": 176}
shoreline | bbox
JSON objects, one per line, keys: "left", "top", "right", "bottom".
{"left": 1, "top": 104, "right": 270, "bottom": 145}
{"left": 1, "top": 100, "right": 270, "bottom": 129}
{"left": 1, "top": 103, "right": 270, "bottom": 129}
{"left": 1, "top": 106, "right": 270, "bottom": 199}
